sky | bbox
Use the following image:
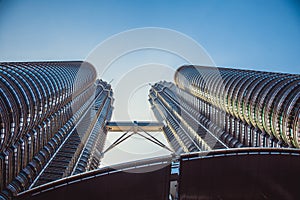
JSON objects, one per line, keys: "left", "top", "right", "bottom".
{"left": 1, "top": 0, "right": 300, "bottom": 165}
{"left": 0, "top": 0, "right": 299, "bottom": 73}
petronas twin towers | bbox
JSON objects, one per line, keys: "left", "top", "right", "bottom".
{"left": 150, "top": 65, "right": 300, "bottom": 153}
{"left": 0, "top": 62, "right": 114, "bottom": 198}
{"left": 0, "top": 61, "right": 299, "bottom": 199}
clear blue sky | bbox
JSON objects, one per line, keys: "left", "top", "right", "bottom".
{"left": 0, "top": 0, "right": 299, "bottom": 74}
{"left": 1, "top": 0, "right": 299, "bottom": 165}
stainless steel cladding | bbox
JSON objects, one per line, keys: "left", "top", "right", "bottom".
{"left": 149, "top": 65, "right": 300, "bottom": 153}
{"left": 174, "top": 65, "right": 300, "bottom": 148}
{"left": 0, "top": 61, "right": 114, "bottom": 198}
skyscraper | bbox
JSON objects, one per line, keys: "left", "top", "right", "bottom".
{"left": 149, "top": 65, "right": 300, "bottom": 152}
{"left": 0, "top": 61, "right": 114, "bottom": 198}
{"left": 1, "top": 63, "right": 300, "bottom": 200}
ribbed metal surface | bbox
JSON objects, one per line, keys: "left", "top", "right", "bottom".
{"left": 149, "top": 81, "right": 229, "bottom": 154}
{"left": 31, "top": 83, "right": 113, "bottom": 187}
{"left": 149, "top": 65, "right": 300, "bottom": 151}
{"left": 174, "top": 65, "right": 300, "bottom": 148}
{"left": 0, "top": 62, "right": 114, "bottom": 199}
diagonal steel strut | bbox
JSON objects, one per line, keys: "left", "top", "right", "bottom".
{"left": 101, "top": 125, "right": 174, "bottom": 156}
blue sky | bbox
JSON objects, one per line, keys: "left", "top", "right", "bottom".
{"left": 1, "top": 0, "right": 299, "bottom": 165}
{"left": 0, "top": 0, "right": 299, "bottom": 74}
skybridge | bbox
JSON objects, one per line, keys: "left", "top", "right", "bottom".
{"left": 103, "top": 121, "right": 173, "bottom": 156}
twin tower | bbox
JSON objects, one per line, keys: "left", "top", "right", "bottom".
{"left": 0, "top": 61, "right": 299, "bottom": 199}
